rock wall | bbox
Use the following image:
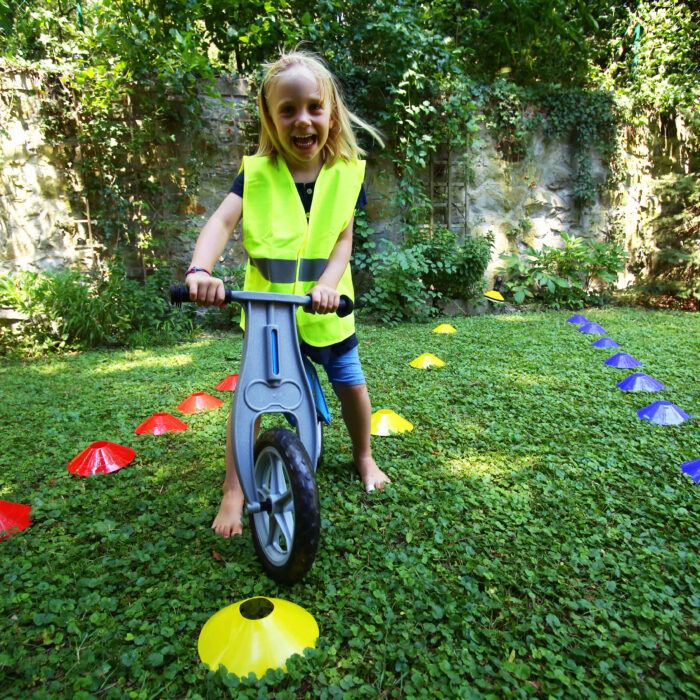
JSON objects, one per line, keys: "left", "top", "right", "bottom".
{"left": 0, "top": 69, "right": 685, "bottom": 287}
{"left": 0, "top": 71, "right": 90, "bottom": 272}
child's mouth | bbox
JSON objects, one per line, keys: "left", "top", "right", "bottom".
{"left": 292, "top": 135, "right": 317, "bottom": 150}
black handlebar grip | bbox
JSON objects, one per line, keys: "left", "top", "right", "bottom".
{"left": 336, "top": 295, "right": 354, "bottom": 318}
{"left": 169, "top": 284, "right": 190, "bottom": 307}
{"left": 169, "top": 284, "right": 234, "bottom": 307}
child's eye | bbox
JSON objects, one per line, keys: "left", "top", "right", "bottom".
{"left": 310, "top": 103, "right": 323, "bottom": 112}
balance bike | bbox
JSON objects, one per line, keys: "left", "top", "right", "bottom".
{"left": 170, "top": 284, "right": 352, "bottom": 584}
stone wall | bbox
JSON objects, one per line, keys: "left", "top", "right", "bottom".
{"left": 0, "top": 69, "right": 686, "bottom": 288}
{"left": 0, "top": 71, "right": 90, "bottom": 272}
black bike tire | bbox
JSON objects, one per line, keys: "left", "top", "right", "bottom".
{"left": 250, "top": 427, "right": 321, "bottom": 584}
{"left": 315, "top": 418, "right": 324, "bottom": 470}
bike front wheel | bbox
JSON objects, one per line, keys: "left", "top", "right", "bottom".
{"left": 250, "top": 428, "right": 321, "bottom": 584}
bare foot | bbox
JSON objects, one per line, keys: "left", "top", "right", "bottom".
{"left": 355, "top": 454, "right": 391, "bottom": 493}
{"left": 211, "top": 488, "right": 244, "bottom": 538}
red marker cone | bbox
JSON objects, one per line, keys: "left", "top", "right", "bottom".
{"left": 177, "top": 392, "right": 224, "bottom": 413}
{"left": 0, "top": 501, "right": 31, "bottom": 540}
{"left": 67, "top": 441, "right": 136, "bottom": 476}
{"left": 215, "top": 374, "right": 239, "bottom": 391}
{"left": 135, "top": 413, "right": 188, "bottom": 435}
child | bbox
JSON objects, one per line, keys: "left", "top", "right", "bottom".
{"left": 185, "top": 49, "right": 391, "bottom": 538}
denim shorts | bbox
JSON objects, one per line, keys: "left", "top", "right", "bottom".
{"left": 316, "top": 345, "right": 366, "bottom": 386}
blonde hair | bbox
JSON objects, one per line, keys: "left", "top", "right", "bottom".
{"left": 256, "top": 48, "right": 384, "bottom": 166}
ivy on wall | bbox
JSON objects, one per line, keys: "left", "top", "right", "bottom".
{"left": 1, "top": 0, "right": 698, "bottom": 306}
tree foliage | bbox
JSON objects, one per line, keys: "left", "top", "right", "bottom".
{"left": 1, "top": 0, "right": 698, "bottom": 308}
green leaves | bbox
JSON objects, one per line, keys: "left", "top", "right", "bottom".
{"left": 1, "top": 307, "right": 698, "bottom": 697}
{"left": 497, "top": 233, "right": 628, "bottom": 310}
{"left": 0, "top": 262, "right": 194, "bottom": 355}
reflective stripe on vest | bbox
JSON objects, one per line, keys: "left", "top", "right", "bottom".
{"left": 241, "top": 155, "right": 365, "bottom": 346}
{"left": 250, "top": 256, "right": 329, "bottom": 283}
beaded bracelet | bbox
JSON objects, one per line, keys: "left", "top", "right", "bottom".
{"left": 185, "top": 266, "right": 211, "bottom": 276}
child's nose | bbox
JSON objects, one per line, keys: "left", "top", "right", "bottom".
{"left": 295, "top": 110, "right": 312, "bottom": 125}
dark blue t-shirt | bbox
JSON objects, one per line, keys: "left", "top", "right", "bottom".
{"left": 229, "top": 171, "right": 367, "bottom": 214}
{"left": 230, "top": 172, "right": 365, "bottom": 363}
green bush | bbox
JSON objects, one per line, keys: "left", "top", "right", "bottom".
{"left": 0, "top": 263, "right": 194, "bottom": 355}
{"left": 357, "top": 240, "right": 436, "bottom": 324}
{"left": 640, "top": 173, "right": 700, "bottom": 302}
{"left": 353, "top": 214, "right": 493, "bottom": 323}
{"left": 409, "top": 225, "right": 494, "bottom": 301}
{"left": 497, "top": 233, "right": 628, "bottom": 309}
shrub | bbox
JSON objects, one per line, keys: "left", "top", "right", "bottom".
{"left": 353, "top": 213, "right": 494, "bottom": 323}
{"left": 0, "top": 262, "right": 194, "bottom": 355}
{"left": 409, "top": 225, "right": 494, "bottom": 301}
{"left": 357, "top": 240, "right": 436, "bottom": 324}
{"left": 640, "top": 173, "right": 700, "bottom": 303}
{"left": 497, "top": 233, "right": 627, "bottom": 309}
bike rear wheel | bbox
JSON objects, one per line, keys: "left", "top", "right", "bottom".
{"left": 250, "top": 428, "right": 321, "bottom": 584}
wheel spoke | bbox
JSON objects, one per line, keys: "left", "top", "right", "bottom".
{"left": 273, "top": 458, "right": 287, "bottom": 495}
{"left": 265, "top": 515, "right": 279, "bottom": 549}
{"left": 277, "top": 489, "right": 293, "bottom": 511}
{"left": 275, "top": 511, "right": 294, "bottom": 549}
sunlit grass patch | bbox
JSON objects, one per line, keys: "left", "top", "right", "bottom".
{"left": 0, "top": 308, "right": 698, "bottom": 698}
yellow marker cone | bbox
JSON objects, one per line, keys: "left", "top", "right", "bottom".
{"left": 409, "top": 353, "right": 446, "bottom": 369}
{"left": 432, "top": 324, "right": 457, "bottom": 334}
{"left": 371, "top": 409, "right": 414, "bottom": 436}
{"left": 198, "top": 597, "right": 318, "bottom": 678}
{"left": 484, "top": 290, "right": 505, "bottom": 302}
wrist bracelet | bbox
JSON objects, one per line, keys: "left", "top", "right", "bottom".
{"left": 186, "top": 266, "right": 211, "bottom": 276}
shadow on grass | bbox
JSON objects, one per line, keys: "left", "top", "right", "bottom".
{"left": 1, "top": 310, "right": 699, "bottom": 697}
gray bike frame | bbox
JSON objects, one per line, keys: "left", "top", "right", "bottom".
{"left": 229, "top": 291, "right": 318, "bottom": 515}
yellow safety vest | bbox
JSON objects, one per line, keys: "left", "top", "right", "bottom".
{"left": 241, "top": 155, "right": 365, "bottom": 347}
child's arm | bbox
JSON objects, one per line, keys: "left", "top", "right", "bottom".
{"left": 186, "top": 193, "right": 243, "bottom": 306}
{"left": 308, "top": 217, "right": 354, "bottom": 314}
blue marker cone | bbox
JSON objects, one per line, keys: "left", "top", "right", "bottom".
{"left": 590, "top": 338, "right": 620, "bottom": 349}
{"left": 637, "top": 401, "right": 690, "bottom": 425}
{"left": 567, "top": 315, "right": 588, "bottom": 324}
{"left": 605, "top": 353, "right": 642, "bottom": 369}
{"left": 681, "top": 459, "right": 700, "bottom": 483}
{"left": 617, "top": 373, "right": 664, "bottom": 392}
{"left": 578, "top": 322, "right": 606, "bottom": 334}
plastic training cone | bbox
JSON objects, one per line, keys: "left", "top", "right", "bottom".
{"left": 135, "top": 413, "right": 188, "bottom": 436}
{"left": 484, "top": 290, "right": 505, "bottom": 302}
{"left": 67, "top": 441, "right": 135, "bottom": 476}
{"left": 409, "top": 353, "right": 446, "bottom": 369}
{"left": 198, "top": 597, "right": 318, "bottom": 678}
{"left": 604, "top": 352, "right": 642, "bottom": 369}
{"left": 616, "top": 373, "right": 664, "bottom": 392}
{"left": 215, "top": 374, "right": 239, "bottom": 391}
{"left": 578, "top": 322, "right": 606, "bottom": 334}
{"left": 371, "top": 409, "right": 414, "bottom": 436}
{"left": 567, "top": 315, "right": 588, "bottom": 324}
{"left": 590, "top": 337, "right": 620, "bottom": 349}
{"left": 680, "top": 459, "right": 700, "bottom": 483}
{"left": 432, "top": 324, "right": 457, "bottom": 334}
{"left": 0, "top": 500, "right": 31, "bottom": 540}
{"left": 177, "top": 392, "right": 224, "bottom": 413}
{"left": 637, "top": 401, "right": 690, "bottom": 425}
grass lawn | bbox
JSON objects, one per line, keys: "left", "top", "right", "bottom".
{"left": 1, "top": 307, "right": 699, "bottom": 699}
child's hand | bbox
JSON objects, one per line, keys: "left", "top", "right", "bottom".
{"left": 307, "top": 284, "right": 340, "bottom": 314}
{"left": 186, "top": 272, "right": 225, "bottom": 307}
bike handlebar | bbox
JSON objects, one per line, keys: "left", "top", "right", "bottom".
{"left": 169, "top": 284, "right": 354, "bottom": 318}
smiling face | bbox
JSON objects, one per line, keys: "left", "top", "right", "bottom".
{"left": 264, "top": 65, "right": 334, "bottom": 174}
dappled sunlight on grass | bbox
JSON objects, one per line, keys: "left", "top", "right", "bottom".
{"left": 1, "top": 309, "right": 699, "bottom": 698}
{"left": 447, "top": 451, "right": 536, "bottom": 479}
{"left": 86, "top": 351, "right": 196, "bottom": 374}
{"left": 491, "top": 313, "right": 542, "bottom": 324}
{"left": 502, "top": 370, "right": 562, "bottom": 387}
